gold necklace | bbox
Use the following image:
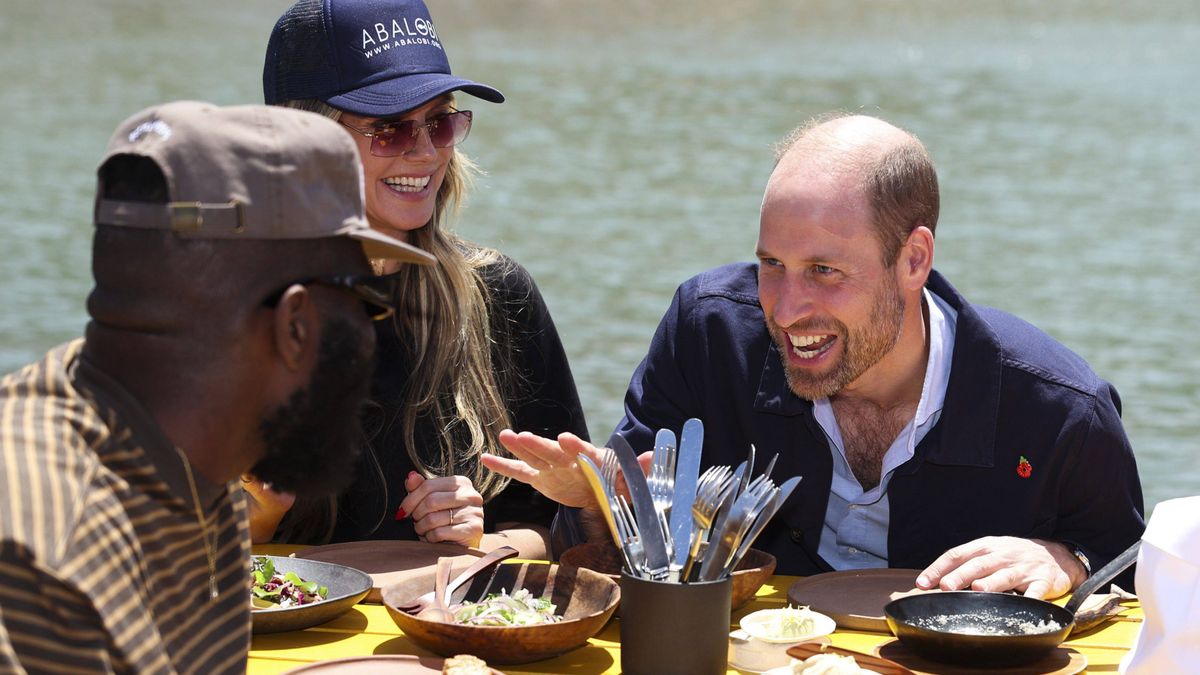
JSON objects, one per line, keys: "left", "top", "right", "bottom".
{"left": 174, "top": 447, "right": 220, "bottom": 601}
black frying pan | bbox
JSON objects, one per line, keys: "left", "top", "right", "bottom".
{"left": 882, "top": 541, "right": 1140, "bottom": 667}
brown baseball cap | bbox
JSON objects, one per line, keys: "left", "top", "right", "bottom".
{"left": 93, "top": 100, "right": 435, "bottom": 265}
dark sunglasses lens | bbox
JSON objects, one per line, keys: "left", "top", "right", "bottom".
{"left": 428, "top": 111, "right": 472, "bottom": 148}
{"left": 370, "top": 120, "right": 416, "bottom": 157}
{"left": 361, "top": 300, "right": 392, "bottom": 320}
{"left": 353, "top": 277, "right": 399, "bottom": 320}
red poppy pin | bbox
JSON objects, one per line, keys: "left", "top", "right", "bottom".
{"left": 1016, "top": 456, "right": 1033, "bottom": 479}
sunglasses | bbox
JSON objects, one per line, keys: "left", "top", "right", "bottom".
{"left": 262, "top": 274, "right": 399, "bottom": 321}
{"left": 339, "top": 110, "right": 473, "bottom": 157}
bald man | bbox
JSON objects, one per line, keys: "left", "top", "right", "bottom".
{"left": 490, "top": 113, "right": 1145, "bottom": 598}
{"left": 0, "top": 102, "right": 433, "bottom": 673}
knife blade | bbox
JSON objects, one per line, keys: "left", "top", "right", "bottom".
{"left": 670, "top": 418, "right": 703, "bottom": 568}
{"left": 609, "top": 433, "right": 672, "bottom": 580}
{"left": 739, "top": 443, "right": 756, "bottom": 499}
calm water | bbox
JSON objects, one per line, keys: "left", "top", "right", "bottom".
{"left": 2, "top": 1, "right": 1196, "bottom": 513}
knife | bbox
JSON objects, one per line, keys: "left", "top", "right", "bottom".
{"left": 670, "top": 419, "right": 703, "bottom": 569}
{"left": 609, "top": 433, "right": 672, "bottom": 580}
{"left": 723, "top": 474, "right": 803, "bottom": 576}
{"left": 739, "top": 443, "right": 756, "bottom": 499}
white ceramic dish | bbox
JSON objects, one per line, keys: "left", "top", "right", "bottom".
{"left": 728, "top": 629, "right": 832, "bottom": 673}
{"left": 740, "top": 607, "right": 837, "bottom": 644}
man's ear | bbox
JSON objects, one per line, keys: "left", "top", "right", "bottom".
{"left": 899, "top": 225, "right": 935, "bottom": 291}
{"left": 271, "top": 285, "right": 315, "bottom": 371}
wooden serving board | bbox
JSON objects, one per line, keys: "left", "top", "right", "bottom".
{"left": 295, "top": 540, "right": 486, "bottom": 603}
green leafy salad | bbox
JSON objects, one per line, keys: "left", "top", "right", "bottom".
{"left": 250, "top": 556, "right": 329, "bottom": 610}
{"left": 450, "top": 588, "right": 564, "bottom": 626}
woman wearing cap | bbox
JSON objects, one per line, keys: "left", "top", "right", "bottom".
{"left": 245, "top": 0, "right": 588, "bottom": 556}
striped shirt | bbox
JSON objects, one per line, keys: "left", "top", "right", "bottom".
{"left": 0, "top": 340, "right": 251, "bottom": 674}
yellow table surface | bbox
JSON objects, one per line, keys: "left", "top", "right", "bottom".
{"left": 250, "top": 545, "right": 1142, "bottom": 674}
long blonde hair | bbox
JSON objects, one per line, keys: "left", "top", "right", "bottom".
{"left": 283, "top": 97, "right": 515, "bottom": 504}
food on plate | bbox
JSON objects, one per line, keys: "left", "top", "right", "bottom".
{"left": 914, "top": 613, "right": 1064, "bottom": 635}
{"left": 450, "top": 587, "right": 564, "bottom": 626}
{"left": 442, "top": 653, "right": 490, "bottom": 674}
{"left": 765, "top": 653, "right": 872, "bottom": 674}
{"left": 250, "top": 555, "right": 328, "bottom": 610}
{"left": 740, "top": 605, "right": 835, "bottom": 642}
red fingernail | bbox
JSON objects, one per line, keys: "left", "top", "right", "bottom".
{"left": 394, "top": 507, "right": 407, "bottom": 521}
{"left": 407, "top": 471, "right": 418, "bottom": 480}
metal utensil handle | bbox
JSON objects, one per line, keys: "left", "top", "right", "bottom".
{"left": 1064, "top": 539, "right": 1141, "bottom": 616}
{"left": 609, "top": 434, "right": 672, "bottom": 579}
{"left": 670, "top": 418, "right": 704, "bottom": 568}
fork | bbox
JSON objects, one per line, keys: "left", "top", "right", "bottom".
{"left": 647, "top": 439, "right": 676, "bottom": 555}
{"left": 648, "top": 438, "right": 676, "bottom": 519}
{"left": 680, "top": 465, "right": 734, "bottom": 582}
{"left": 600, "top": 448, "right": 620, "bottom": 499}
{"left": 612, "top": 494, "right": 646, "bottom": 576}
{"left": 697, "top": 477, "right": 777, "bottom": 581}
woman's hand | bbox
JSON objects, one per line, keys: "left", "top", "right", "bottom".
{"left": 485, "top": 430, "right": 606, "bottom": 508}
{"left": 399, "top": 472, "right": 485, "bottom": 548}
{"left": 242, "top": 474, "right": 296, "bottom": 544}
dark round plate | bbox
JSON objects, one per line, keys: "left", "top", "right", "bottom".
{"left": 787, "top": 568, "right": 922, "bottom": 632}
{"left": 251, "top": 555, "right": 372, "bottom": 634}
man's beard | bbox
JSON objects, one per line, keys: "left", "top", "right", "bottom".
{"left": 771, "top": 272, "right": 906, "bottom": 401}
{"left": 250, "top": 318, "right": 375, "bottom": 495}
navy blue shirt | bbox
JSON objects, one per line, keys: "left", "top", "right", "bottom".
{"left": 601, "top": 263, "right": 1145, "bottom": 581}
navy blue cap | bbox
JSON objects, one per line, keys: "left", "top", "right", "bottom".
{"left": 264, "top": 0, "right": 503, "bottom": 117}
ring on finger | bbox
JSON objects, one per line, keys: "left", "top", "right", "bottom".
{"left": 448, "top": 507, "right": 457, "bottom": 525}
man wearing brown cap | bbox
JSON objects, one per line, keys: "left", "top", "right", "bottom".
{"left": 0, "top": 101, "right": 433, "bottom": 673}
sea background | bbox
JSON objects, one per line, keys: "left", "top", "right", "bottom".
{"left": 1, "top": 1, "right": 1196, "bottom": 514}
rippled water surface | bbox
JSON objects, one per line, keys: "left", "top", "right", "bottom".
{"left": 1, "top": 1, "right": 1196, "bottom": 512}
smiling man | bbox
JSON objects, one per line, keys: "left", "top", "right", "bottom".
{"left": 492, "top": 113, "right": 1145, "bottom": 598}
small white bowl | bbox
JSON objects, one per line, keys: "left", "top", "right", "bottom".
{"left": 729, "top": 629, "right": 792, "bottom": 673}
{"left": 739, "top": 607, "right": 837, "bottom": 644}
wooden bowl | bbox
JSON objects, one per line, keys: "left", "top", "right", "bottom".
{"left": 558, "top": 541, "right": 776, "bottom": 609}
{"left": 382, "top": 562, "right": 619, "bottom": 665}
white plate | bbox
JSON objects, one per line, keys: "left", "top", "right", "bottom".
{"left": 739, "top": 607, "right": 837, "bottom": 644}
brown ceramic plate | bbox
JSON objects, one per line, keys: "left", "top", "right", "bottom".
{"left": 787, "top": 569, "right": 923, "bottom": 632}
{"left": 296, "top": 540, "right": 486, "bottom": 603}
{"left": 558, "top": 541, "right": 775, "bottom": 609}
{"left": 282, "top": 654, "right": 504, "bottom": 673}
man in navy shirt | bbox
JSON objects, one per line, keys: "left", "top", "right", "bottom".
{"left": 489, "top": 113, "right": 1144, "bottom": 597}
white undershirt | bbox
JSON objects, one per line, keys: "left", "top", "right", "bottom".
{"left": 813, "top": 289, "right": 957, "bottom": 569}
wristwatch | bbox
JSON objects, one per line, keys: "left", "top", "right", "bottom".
{"left": 1069, "top": 545, "right": 1092, "bottom": 577}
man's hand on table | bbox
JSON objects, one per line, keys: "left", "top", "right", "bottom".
{"left": 916, "top": 536, "right": 1088, "bottom": 600}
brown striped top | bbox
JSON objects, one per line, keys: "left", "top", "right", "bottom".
{"left": 0, "top": 340, "right": 251, "bottom": 674}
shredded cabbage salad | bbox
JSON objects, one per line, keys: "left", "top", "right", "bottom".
{"left": 450, "top": 588, "right": 564, "bottom": 626}
{"left": 250, "top": 555, "right": 328, "bottom": 610}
